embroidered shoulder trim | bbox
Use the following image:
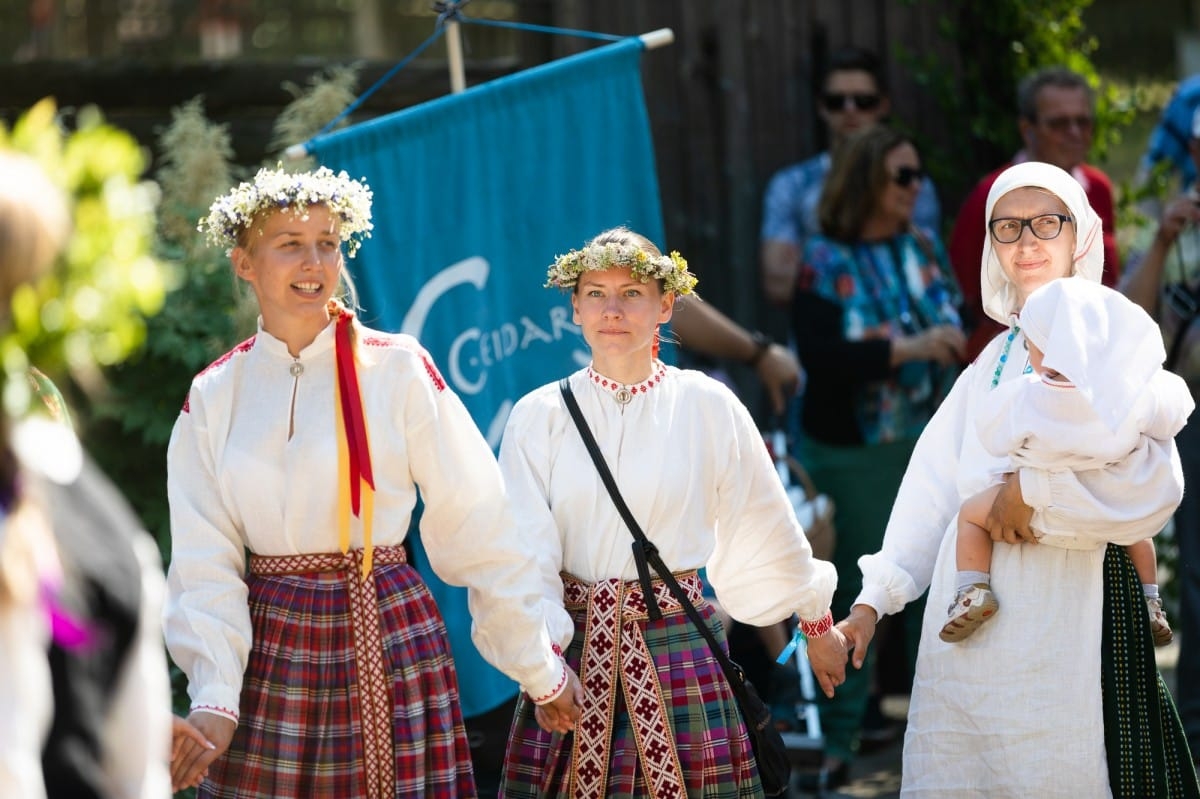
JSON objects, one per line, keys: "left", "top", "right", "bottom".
{"left": 182, "top": 336, "right": 256, "bottom": 413}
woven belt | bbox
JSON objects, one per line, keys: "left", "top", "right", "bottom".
{"left": 561, "top": 571, "right": 704, "bottom": 799}
{"left": 249, "top": 546, "right": 407, "bottom": 799}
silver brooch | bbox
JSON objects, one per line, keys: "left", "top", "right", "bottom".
{"left": 614, "top": 387, "right": 632, "bottom": 405}
{"left": 289, "top": 361, "right": 304, "bottom": 377}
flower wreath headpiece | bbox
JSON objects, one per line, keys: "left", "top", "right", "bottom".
{"left": 545, "top": 242, "right": 698, "bottom": 296}
{"left": 199, "top": 165, "right": 374, "bottom": 256}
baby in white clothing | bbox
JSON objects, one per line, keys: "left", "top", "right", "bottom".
{"left": 941, "top": 278, "right": 1195, "bottom": 644}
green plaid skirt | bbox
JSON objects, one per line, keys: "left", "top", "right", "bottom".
{"left": 1102, "top": 543, "right": 1200, "bottom": 797}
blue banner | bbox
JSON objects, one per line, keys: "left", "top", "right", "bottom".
{"left": 308, "top": 37, "right": 665, "bottom": 715}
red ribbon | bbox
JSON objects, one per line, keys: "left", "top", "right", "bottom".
{"left": 334, "top": 311, "right": 374, "bottom": 515}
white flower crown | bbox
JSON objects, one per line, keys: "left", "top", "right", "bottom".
{"left": 545, "top": 242, "right": 697, "bottom": 295}
{"left": 199, "top": 165, "right": 374, "bottom": 256}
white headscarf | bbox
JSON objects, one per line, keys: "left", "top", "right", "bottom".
{"left": 1019, "top": 278, "right": 1164, "bottom": 431}
{"left": 981, "top": 161, "right": 1104, "bottom": 324}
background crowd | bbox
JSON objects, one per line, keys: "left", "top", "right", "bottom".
{"left": 7, "top": 5, "right": 1200, "bottom": 798}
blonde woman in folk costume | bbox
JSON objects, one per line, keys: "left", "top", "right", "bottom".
{"left": 838, "top": 162, "right": 1200, "bottom": 798}
{"left": 165, "top": 166, "right": 581, "bottom": 798}
{"left": 498, "top": 227, "right": 847, "bottom": 797}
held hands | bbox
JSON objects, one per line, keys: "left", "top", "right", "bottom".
{"left": 804, "top": 625, "right": 850, "bottom": 698}
{"left": 533, "top": 665, "right": 584, "bottom": 734}
{"left": 985, "top": 472, "right": 1036, "bottom": 545}
{"left": 836, "top": 604, "right": 879, "bottom": 672}
{"left": 171, "top": 712, "right": 233, "bottom": 792}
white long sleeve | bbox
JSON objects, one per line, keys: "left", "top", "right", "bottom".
{"left": 498, "top": 366, "right": 836, "bottom": 636}
{"left": 858, "top": 330, "right": 1185, "bottom": 617}
{"left": 165, "top": 321, "right": 567, "bottom": 714}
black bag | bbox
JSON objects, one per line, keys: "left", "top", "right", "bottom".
{"left": 559, "top": 380, "right": 792, "bottom": 795}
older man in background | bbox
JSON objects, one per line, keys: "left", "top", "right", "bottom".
{"left": 948, "top": 66, "right": 1121, "bottom": 361}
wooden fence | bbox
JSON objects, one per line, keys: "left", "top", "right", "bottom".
{"left": 0, "top": 0, "right": 989, "bottom": 385}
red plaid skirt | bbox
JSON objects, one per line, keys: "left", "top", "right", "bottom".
{"left": 500, "top": 572, "right": 761, "bottom": 798}
{"left": 198, "top": 546, "right": 476, "bottom": 799}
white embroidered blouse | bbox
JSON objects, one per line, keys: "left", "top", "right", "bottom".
{"left": 494, "top": 363, "right": 836, "bottom": 655}
{"left": 164, "top": 320, "right": 567, "bottom": 719}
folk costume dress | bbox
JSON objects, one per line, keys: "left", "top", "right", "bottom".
{"left": 856, "top": 162, "right": 1200, "bottom": 798}
{"left": 497, "top": 362, "right": 837, "bottom": 798}
{"left": 164, "top": 316, "right": 567, "bottom": 799}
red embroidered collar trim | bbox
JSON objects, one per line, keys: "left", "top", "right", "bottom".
{"left": 585, "top": 361, "right": 667, "bottom": 405}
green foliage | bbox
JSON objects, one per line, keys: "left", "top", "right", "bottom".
{"left": 0, "top": 99, "right": 166, "bottom": 417}
{"left": 269, "top": 64, "right": 361, "bottom": 169}
{"left": 85, "top": 98, "right": 248, "bottom": 554}
{"left": 899, "top": 0, "right": 1131, "bottom": 211}
{"left": 84, "top": 69, "right": 360, "bottom": 558}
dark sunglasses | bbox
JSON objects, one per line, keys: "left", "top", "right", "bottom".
{"left": 822, "top": 92, "right": 882, "bottom": 112}
{"left": 891, "top": 166, "right": 925, "bottom": 188}
{"left": 1041, "top": 115, "right": 1094, "bottom": 133}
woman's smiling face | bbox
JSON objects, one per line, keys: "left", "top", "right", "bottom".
{"left": 989, "top": 187, "right": 1076, "bottom": 307}
{"left": 233, "top": 204, "right": 343, "bottom": 330}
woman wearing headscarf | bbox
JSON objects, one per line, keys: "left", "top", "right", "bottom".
{"left": 838, "top": 161, "right": 1200, "bottom": 797}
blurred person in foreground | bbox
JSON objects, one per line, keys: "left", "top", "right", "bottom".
{"left": 0, "top": 150, "right": 173, "bottom": 798}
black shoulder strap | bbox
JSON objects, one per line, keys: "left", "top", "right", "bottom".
{"left": 557, "top": 378, "right": 749, "bottom": 689}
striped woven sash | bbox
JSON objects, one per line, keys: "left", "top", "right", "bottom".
{"left": 561, "top": 571, "right": 704, "bottom": 799}
{"left": 249, "top": 545, "right": 407, "bottom": 799}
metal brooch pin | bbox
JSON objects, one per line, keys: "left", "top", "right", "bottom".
{"left": 290, "top": 361, "right": 304, "bottom": 377}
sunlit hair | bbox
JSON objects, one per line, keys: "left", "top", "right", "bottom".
{"left": 0, "top": 151, "right": 69, "bottom": 306}
{"left": 819, "top": 126, "right": 914, "bottom": 242}
{"left": 1017, "top": 66, "right": 1095, "bottom": 122}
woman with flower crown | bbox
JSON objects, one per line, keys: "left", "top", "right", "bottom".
{"left": 496, "top": 226, "right": 848, "bottom": 797}
{"left": 164, "top": 165, "right": 582, "bottom": 798}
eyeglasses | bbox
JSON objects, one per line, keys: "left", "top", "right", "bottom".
{"left": 1040, "top": 115, "right": 1094, "bottom": 133}
{"left": 822, "top": 92, "right": 882, "bottom": 112}
{"left": 891, "top": 166, "right": 924, "bottom": 188}
{"left": 988, "top": 213, "right": 1074, "bottom": 244}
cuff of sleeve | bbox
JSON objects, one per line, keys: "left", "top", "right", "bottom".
{"left": 190, "top": 704, "right": 239, "bottom": 724}
{"left": 526, "top": 644, "right": 568, "bottom": 705}
{"left": 799, "top": 611, "right": 834, "bottom": 638}
{"left": 852, "top": 586, "right": 891, "bottom": 619}
{"left": 193, "top": 685, "right": 242, "bottom": 723}
{"left": 1018, "top": 468, "right": 1051, "bottom": 511}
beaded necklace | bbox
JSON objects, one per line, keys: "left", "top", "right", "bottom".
{"left": 990, "top": 324, "right": 1032, "bottom": 389}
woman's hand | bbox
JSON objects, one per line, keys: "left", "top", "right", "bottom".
{"left": 804, "top": 626, "right": 849, "bottom": 698}
{"left": 533, "top": 666, "right": 584, "bottom": 734}
{"left": 985, "top": 472, "right": 1037, "bottom": 544}
{"left": 754, "top": 343, "right": 804, "bottom": 417}
{"left": 171, "top": 711, "right": 234, "bottom": 792}
{"left": 893, "top": 324, "right": 967, "bottom": 367}
{"left": 1155, "top": 193, "right": 1200, "bottom": 247}
{"left": 837, "top": 604, "right": 879, "bottom": 671}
